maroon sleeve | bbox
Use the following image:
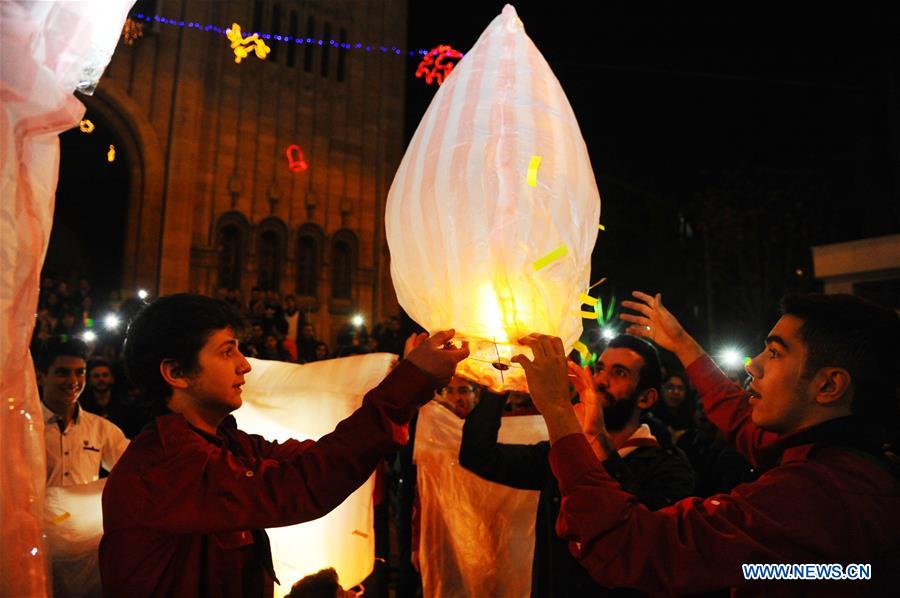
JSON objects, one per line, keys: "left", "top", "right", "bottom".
{"left": 549, "top": 434, "right": 837, "bottom": 595}
{"left": 686, "top": 355, "right": 777, "bottom": 467}
{"left": 134, "top": 360, "right": 435, "bottom": 534}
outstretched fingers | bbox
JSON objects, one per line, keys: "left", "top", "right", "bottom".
{"left": 428, "top": 328, "right": 456, "bottom": 347}
{"left": 518, "top": 333, "right": 547, "bottom": 359}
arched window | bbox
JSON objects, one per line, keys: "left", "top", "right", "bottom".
{"left": 296, "top": 223, "right": 324, "bottom": 297}
{"left": 214, "top": 211, "right": 249, "bottom": 290}
{"left": 256, "top": 217, "right": 288, "bottom": 291}
{"left": 330, "top": 230, "right": 357, "bottom": 300}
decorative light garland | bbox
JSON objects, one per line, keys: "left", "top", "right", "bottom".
{"left": 285, "top": 144, "right": 309, "bottom": 172}
{"left": 415, "top": 44, "right": 463, "bottom": 86}
{"left": 226, "top": 23, "right": 271, "bottom": 63}
{"left": 121, "top": 17, "right": 144, "bottom": 45}
{"left": 130, "top": 12, "right": 463, "bottom": 59}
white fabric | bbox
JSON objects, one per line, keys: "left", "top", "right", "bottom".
{"left": 386, "top": 4, "right": 601, "bottom": 393}
{"left": 42, "top": 403, "right": 129, "bottom": 487}
{"left": 414, "top": 401, "right": 549, "bottom": 598}
{"left": 235, "top": 354, "right": 397, "bottom": 594}
{"left": 1, "top": 2, "right": 134, "bottom": 595}
{"left": 44, "top": 479, "right": 106, "bottom": 598}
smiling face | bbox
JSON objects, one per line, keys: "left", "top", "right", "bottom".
{"left": 42, "top": 356, "right": 87, "bottom": 412}
{"left": 745, "top": 314, "right": 816, "bottom": 434}
{"left": 183, "top": 327, "right": 252, "bottom": 416}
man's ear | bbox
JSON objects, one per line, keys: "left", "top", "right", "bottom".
{"left": 638, "top": 387, "right": 658, "bottom": 410}
{"left": 811, "top": 367, "right": 852, "bottom": 407}
{"left": 159, "top": 359, "right": 189, "bottom": 390}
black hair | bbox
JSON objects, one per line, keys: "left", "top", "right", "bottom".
{"left": 35, "top": 337, "right": 88, "bottom": 372}
{"left": 780, "top": 293, "right": 900, "bottom": 421}
{"left": 607, "top": 334, "right": 663, "bottom": 393}
{"left": 87, "top": 358, "right": 112, "bottom": 374}
{"left": 123, "top": 294, "right": 246, "bottom": 404}
{"left": 288, "top": 567, "right": 340, "bottom": 598}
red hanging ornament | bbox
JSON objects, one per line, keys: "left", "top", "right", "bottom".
{"left": 415, "top": 44, "right": 463, "bottom": 86}
{"left": 285, "top": 144, "right": 309, "bottom": 172}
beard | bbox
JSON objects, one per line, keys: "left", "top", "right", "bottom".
{"left": 601, "top": 391, "right": 640, "bottom": 432}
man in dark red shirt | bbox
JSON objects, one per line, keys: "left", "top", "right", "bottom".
{"left": 99, "top": 294, "right": 468, "bottom": 597}
{"left": 512, "top": 292, "right": 900, "bottom": 596}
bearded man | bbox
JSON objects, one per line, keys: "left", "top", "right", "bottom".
{"left": 458, "top": 334, "right": 694, "bottom": 597}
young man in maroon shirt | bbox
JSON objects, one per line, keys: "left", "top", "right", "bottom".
{"left": 99, "top": 294, "right": 468, "bottom": 597}
{"left": 512, "top": 292, "right": 900, "bottom": 596}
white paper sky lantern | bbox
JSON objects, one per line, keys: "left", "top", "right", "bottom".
{"left": 386, "top": 4, "right": 601, "bottom": 392}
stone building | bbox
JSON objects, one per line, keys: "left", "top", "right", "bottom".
{"left": 81, "top": 0, "right": 408, "bottom": 344}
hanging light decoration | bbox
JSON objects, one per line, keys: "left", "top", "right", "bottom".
{"left": 415, "top": 44, "right": 463, "bottom": 86}
{"left": 285, "top": 144, "right": 309, "bottom": 172}
{"left": 225, "top": 23, "right": 271, "bottom": 64}
{"left": 121, "top": 17, "right": 144, "bottom": 46}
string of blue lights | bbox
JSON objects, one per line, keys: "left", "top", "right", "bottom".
{"left": 132, "top": 13, "right": 450, "bottom": 58}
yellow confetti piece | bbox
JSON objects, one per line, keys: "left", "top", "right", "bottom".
{"left": 573, "top": 340, "right": 589, "bottom": 359}
{"left": 526, "top": 155, "right": 542, "bottom": 187}
{"left": 579, "top": 292, "right": 597, "bottom": 307}
{"left": 107, "top": 144, "right": 115, "bottom": 162}
{"left": 50, "top": 511, "right": 70, "bottom": 525}
{"left": 588, "top": 276, "right": 608, "bottom": 290}
{"left": 580, "top": 310, "right": 599, "bottom": 320}
{"left": 532, "top": 245, "right": 568, "bottom": 271}
{"left": 598, "top": 224, "right": 605, "bottom": 231}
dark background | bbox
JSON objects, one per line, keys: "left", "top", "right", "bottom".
{"left": 406, "top": 1, "right": 900, "bottom": 352}
{"left": 46, "top": 2, "right": 899, "bottom": 357}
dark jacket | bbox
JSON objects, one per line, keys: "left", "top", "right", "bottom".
{"left": 459, "top": 392, "right": 695, "bottom": 597}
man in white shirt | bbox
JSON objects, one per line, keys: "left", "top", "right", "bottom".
{"left": 37, "top": 338, "right": 129, "bottom": 487}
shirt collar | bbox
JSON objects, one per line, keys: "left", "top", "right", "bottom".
{"left": 155, "top": 412, "right": 239, "bottom": 451}
{"left": 617, "top": 423, "right": 655, "bottom": 458}
{"left": 41, "top": 401, "right": 80, "bottom": 425}
{"left": 758, "top": 415, "right": 885, "bottom": 469}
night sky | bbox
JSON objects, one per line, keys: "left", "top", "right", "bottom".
{"left": 406, "top": 2, "right": 899, "bottom": 352}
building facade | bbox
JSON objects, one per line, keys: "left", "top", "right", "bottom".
{"left": 86, "top": 0, "right": 408, "bottom": 343}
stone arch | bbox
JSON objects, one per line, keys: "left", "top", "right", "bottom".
{"left": 79, "top": 78, "right": 165, "bottom": 295}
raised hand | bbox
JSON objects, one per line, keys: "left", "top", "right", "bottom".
{"left": 404, "top": 329, "right": 469, "bottom": 386}
{"left": 620, "top": 291, "right": 705, "bottom": 367}
{"left": 512, "top": 334, "right": 570, "bottom": 414}
{"left": 567, "top": 360, "right": 599, "bottom": 408}
{"left": 512, "top": 333, "right": 582, "bottom": 443}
